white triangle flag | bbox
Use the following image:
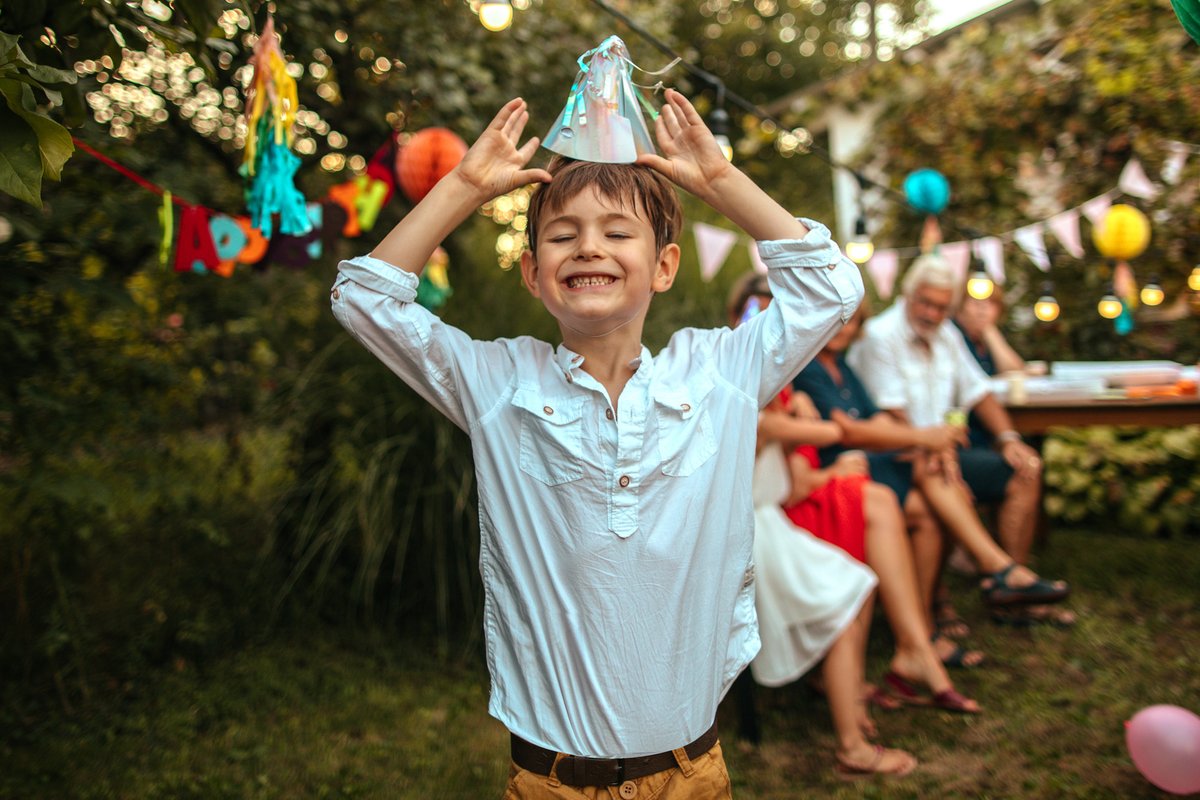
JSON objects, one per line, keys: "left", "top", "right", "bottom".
{"left": 865, "top": 249, "right": 899, "bottom": 300}
{"left": 749, "top": 241, "right": 768, "bottom": 275}
{"left": 692, "top": 222, "right": 738, "bottom": 283}
{"left": 1080, "top": 194, "right": 1113, "bottom": 228}
{"left": 1162, "top": 144, "right": 1189, "bottom": 185}
{"left": 1118, "top": 158, "right": 1159, "bottom": 200}
{"left": 972, "top": 237, "right": 1006, "bottom": 285}
{"left": 939, "top": 241, "right": 971, "bottom": 287}
{"left": 1046, "top": 209, "right": 1084, "bottom": 258}
{"left": 1013, "top": 224, "right": 1051, "bottom": 272}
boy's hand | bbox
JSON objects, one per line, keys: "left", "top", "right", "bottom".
{"left": 451, "top": 98, "right": 552, "bottom": 202}
{"left": 637, "top": 89, "right": 735, "bottom": 202}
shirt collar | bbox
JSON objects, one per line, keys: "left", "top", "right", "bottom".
{"left": 554, "top": 343, "right": 653, "bottom": 380}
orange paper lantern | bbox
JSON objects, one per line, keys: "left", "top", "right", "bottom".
{"left": 396, "top": 128, "right": 468, "bottom": 203}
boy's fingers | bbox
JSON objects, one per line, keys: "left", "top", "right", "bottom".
{"left": 491, "top": 97, "right": 524, "bottom": 131}
{"left": 659, "top": 103, "right": 683, "bottom": 138}
{"left": 516, "top": 136, "right": 541, "bottom": 161}
{"left": 635, "top": 153, "right": 672, "bottom": 176}
{"left": 500, "top": 107, "right": 525, "bottom": 140}
{"left": 516, "top": 167, "right": 553, "bottom": 185}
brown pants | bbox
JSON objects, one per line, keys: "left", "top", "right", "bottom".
{"left": 502, "top": 741, "right": 733, "bottom": 800}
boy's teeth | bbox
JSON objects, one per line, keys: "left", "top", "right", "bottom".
{"left": 567, "top": 275, "right": 615, "bottom": 288}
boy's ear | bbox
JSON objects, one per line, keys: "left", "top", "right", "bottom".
{"left": 519, "top": 250, "right": 541, "bottom": 298}
{"left": 652, "top": 243, "right": 681, "bottom": 293}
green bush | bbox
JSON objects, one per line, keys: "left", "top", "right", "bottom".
{"left": 1042, "top": 425, "right": 1200, "bottom": 535}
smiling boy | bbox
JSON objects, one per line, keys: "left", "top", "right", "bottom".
{"left": 331, "top": 91, "right": 862, "bottom": 798}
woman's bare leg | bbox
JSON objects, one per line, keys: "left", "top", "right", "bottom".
{"left": 822, "top": 600, "right": 917, "bottom": 772}
{"left": 861, "top": 482, "right": 979, "bottom": 709}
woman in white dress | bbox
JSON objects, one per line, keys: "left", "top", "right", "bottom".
{"left": 734, "top": 275, "right": 918, "bottom": 778}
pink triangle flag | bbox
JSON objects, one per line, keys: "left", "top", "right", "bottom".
{"left": 1013, "top": 224, "right": 1051, "bottom": 272}
{"left": 1161, "top": 144, "right": 1189, "bottom": 185}
{"left": 972, "top": 237, "right": 1006, "bottom": 285}
{"left": 865, "top": 249, "right": 899, "bottom": 300}
{"left": 1080, "top": 193, "right": 1113, "bottom": 228}
{"left": 1047, "top": 209, "right": 1084, "bottom": 258}
{"left": 939, "top": 241, "right": 971, "bottom": 287}
{"left": 692, "top": 222, "right": 737, "bottom": 282}
{"left": 1118, "top": 158, "right": 1159, "bottom": 200}
{"left": 749, "top": 241, "right": 768, "bottom": 275}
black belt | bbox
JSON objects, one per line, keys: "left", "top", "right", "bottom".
{"left": 510, "top": 722, "right": 719, "bottom": 787}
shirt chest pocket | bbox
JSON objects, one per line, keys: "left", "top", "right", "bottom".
{"left": 512, "top": 389, "right": 585, "bottom": 487}
{"left": 653, "top": 375, "right": 718, "bottom": 477}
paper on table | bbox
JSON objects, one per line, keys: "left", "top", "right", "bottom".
{"left": 1050, "top": 361, "right": 1183, "bottom": 387}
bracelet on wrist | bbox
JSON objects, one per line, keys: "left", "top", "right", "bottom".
{"left": 996, "top": 430, "right": 1022, "bottom": 445}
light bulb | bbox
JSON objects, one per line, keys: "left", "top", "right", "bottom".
{"left": 1033, "top": 296, "right": 1060, "bottom": 322}
{"left": 845, "top": 217, "right": 874, "bottom": 264}
{"left": 1189, "top": 265, "right": 1200, "bottom": 292}
{"left": 1139, "top": 279, "right": 1164, "bottom": 307}
{"left": 478, "top": 0, "right": 513, "bottom": 31}
{"left": 1097, "top": 293, "right": 1123, "bottom": 319}
{"left": 707, "top": 107, "right": 734, "bottom": 162}
{"left": 966, "top": 270, "right": 994, "bottom": 300}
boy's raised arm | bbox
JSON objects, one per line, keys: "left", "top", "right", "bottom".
{"left": 370, "top": 98, "right": 552, "bottom": 273}
{"left": 636, "top": 89, "right": 810, "bottom": 243}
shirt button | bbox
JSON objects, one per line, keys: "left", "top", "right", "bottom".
{"left": 680, "top": 403, "right": 691, "bottom": 412}
{"left": 618, "top": 475, "right": 631, "bottom": 488}
{"left": 605, "top": 408, "right": 614, "bottom": 421}
{"left": 331, "top": 288, "right": 341, "bottom": 300}
{"left": 619, "top": 780, "right": 638, "bottom": 799}
{"left": 543, "top": 406, "right": 554, "bottom": 415}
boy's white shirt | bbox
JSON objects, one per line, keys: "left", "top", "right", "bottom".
{"left": 331, "top": 219, "right": 863, "bottom": 758}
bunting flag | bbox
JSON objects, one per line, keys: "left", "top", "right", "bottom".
{"left": 693, "top": 221, "right": 738, "bottom": 282}
{"left": 1080, "top": 193, "right": 1114, "bottom": 228}
{"left": 1118, "top": 157, "right": 1159, "bottom": 201}
{"left": 865, "top": 249, "right": 899, "bottom": 299}
{"left": 1161, "top": 143, "right": 1190, "bottom": 185}
{"left": 1047, "top": 209, "right": 1085, "bottom": 258}
{"left": 939, "top": 240, "right": 971, "bottom": 286}
{"left": 972, "top": 237, "right": 1006, "bottom": 284}
{"left": 1013, "top": 224, "right": 1051, "bottom": 272}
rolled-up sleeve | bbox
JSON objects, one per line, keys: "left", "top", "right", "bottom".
{"left": 724, "top": 218, "right": 864, "bottom": 407}
{"left": 331, "top": 255, "right": 506, "bottom": 430}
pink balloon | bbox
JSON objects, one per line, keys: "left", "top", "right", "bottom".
{"left": 1126, "top": 705, "right": 1200, "bottom": 795}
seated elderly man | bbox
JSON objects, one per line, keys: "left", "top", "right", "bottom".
{"left": 847, "top": 253, "right": 1063, "bottom": 623}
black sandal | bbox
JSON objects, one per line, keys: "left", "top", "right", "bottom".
{"left": 981, "top": 563, "right": 1069, "bottom": 608}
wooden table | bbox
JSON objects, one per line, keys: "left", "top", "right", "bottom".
{"left": 1005, "top": 394, "right": 1200, "bottom": 435}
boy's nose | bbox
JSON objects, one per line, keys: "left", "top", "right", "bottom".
{"left": 573, "top": 233, "right": 603, "bottom": 259}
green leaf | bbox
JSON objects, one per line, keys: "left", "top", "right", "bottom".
{"left": 21, "top": 109, "right": 74, "bottom": 181}
{"left": 0, "top": 102, "right": 44, "bottom": 207}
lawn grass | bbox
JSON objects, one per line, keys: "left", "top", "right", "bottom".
{"left": 3, "top": 527, "right": 1198, "bottom": 799}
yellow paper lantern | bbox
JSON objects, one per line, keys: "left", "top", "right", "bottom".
{"left": 1092, "top": 204, "right": 1151, "bottom": 261}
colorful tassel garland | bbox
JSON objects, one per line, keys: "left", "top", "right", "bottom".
{"left": 242, "top": 17, "right": 311, "bottom": 239}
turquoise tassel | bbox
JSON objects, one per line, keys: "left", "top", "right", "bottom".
{"left": 243, "top": 114, "right": 311, "bottom": 239}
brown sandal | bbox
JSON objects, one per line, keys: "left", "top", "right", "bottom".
{"left": 835, "top": 745, "right": 918, "bottom": 779}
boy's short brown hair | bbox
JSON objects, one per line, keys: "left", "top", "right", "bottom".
{"left": 526, "top": 156, "right": 682, "bottom": 258}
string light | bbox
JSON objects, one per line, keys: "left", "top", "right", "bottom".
{"left": 706, "top": 106, "right": 734, "bottom": 162}
{"left": 1139, "top": 275, "right": 1164, "bottom": 307}
{"left": 1189, "top": 265, "right": 1200, "bottom": 292}
{"left": 966, "top": 269, "right": 994, "bottom": 300}
{"left": 845, "top": 216, "right": 874, "bottom": 264}
{"left": 1033, "top": 282, "right": 1060, "bottom": 322}
{"left": 1097, "top": 284, "right": 1123, "bottom": 319}
{"left": 478, "top": 0, "right": 513, "bottom": 31}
